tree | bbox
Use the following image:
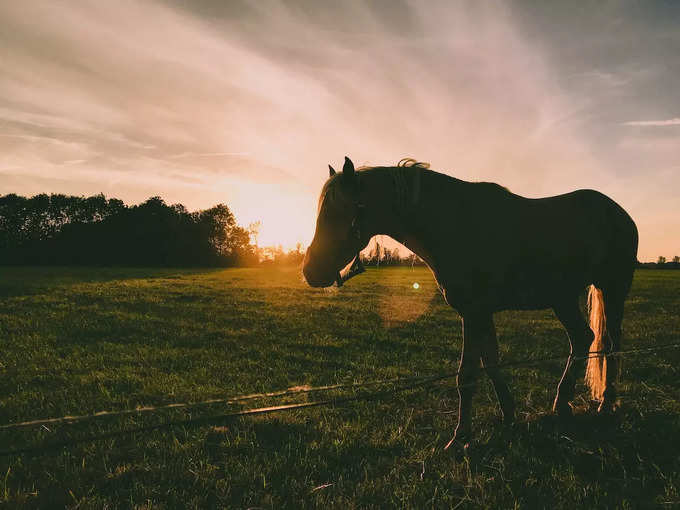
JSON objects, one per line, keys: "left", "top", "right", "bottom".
{"left": 657, "top": 256, "right": 666, "bottom": 265}
{"left": 673, "top": 256, "right": 680, "bottom": 264}
{"left": 371, "top": 241, "right": 383, "bottom": 266}
{"left": 198, "top": 204, "right": 236, "bottom": 256}
{"left": 383, "top": 246, "right": 392, "bottom": 265}
{"left": 248, "top": 221, "right": 261, "bottom": 247}
{"left": 391, "top": 247, "right": 401, "bottom": 265}
{"left": 0, "top": 192, "right": 257, "bottom": 267}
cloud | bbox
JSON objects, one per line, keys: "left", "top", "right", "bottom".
{"left": 622, "top": 118, "right": 680, "bottom": 126}
{"left": 168, "top": 152, "right": 251, "bottom": 159}
{"left": 0, "top": 0, "right": 679, "bottom": 257}
{"left": 0, "top": 1, "right": 603, "bottom": 188}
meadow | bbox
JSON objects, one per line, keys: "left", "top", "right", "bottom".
{"left": 0, "top": 266, "right": 678, "bottom": 509}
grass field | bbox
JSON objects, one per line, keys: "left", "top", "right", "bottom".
{"left": 0, "top": 266, "right": 679, "bottom": 508}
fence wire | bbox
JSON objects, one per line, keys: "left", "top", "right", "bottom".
{"left": 1, "top": 341, "right": 679, "bottom": 458}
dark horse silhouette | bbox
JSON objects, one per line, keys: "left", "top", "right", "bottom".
{"left": 303, "top": 157, "right": 638, "bottom": 449}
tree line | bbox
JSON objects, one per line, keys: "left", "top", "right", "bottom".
{"left": 359, "top": 240, "right": 426, "bottom": 267}
{"left": 0, "top": 193, "right": 429, "bottom": 268}
{"left": 0, "top": 193, "right": 257, "bottom": 266}
{"left": 638, "top": 256, "right": 680, "bottom": 270}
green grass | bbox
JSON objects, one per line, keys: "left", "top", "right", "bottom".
{"left": 0, "top": 266, "right": 679, "bottom": 509}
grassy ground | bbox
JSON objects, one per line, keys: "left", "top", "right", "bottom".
{"left": 0, "top": 266, "right": 678, "bottom": 509}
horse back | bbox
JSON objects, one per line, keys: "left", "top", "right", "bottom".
{"left": 435, "top": 185, "right": 638, "bottom": 311}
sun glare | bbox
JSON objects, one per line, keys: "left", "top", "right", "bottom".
{"left": 234, "top": 186, "right": 314, "bottom": 251}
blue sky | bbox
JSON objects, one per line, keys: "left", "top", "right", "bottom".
{"left": 1, "top": 0, "right": 678, "bottom": 259}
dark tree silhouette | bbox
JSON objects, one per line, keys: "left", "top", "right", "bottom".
{"left": 0, "top": 193, "right": 256, "bottom": 266}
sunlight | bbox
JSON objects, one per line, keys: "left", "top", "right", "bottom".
{"left": 379, "top": 290, "right": 432, "bottom": 328}
{"left": 252, "top": 203, "right": 312, "bottom": 250}
{"left": 212, "top": 177, "right": 315, "bottom": 251}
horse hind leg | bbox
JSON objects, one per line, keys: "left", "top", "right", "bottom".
{"left": 553, "top": 299, "right": 593, "bottom": 417}
{"left": 595, "top": 224, "right": 635, "bottom": 412}
{"left": 598, "top": 289, "right": 626, "bottom": 413}
{"left": 590, "top": 263, "right": 633, "bottom": 413}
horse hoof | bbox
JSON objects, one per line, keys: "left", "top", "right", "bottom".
{"left": 502, "top": 413, "right": 515, "bottom": 426}
{"left": 553, "top": 401, "right": 573, "bottom": 419}
{"left": 597, "top": 399, "right": 617, "bottom": 415}
{"left": 444, "top": 428, "right": 473, "bottom": 450}
{"left": 443, "top": 436, "right": 473, "bottom": 458}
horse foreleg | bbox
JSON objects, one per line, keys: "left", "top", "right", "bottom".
{"left": 480, "top": 318, "right": 515, "bottom": 425}
{"left": 445, "top": 313, "right": 483, "bottom": 449}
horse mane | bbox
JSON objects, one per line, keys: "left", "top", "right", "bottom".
{"left": 356, "top": 158, "right": 431, "bottom": 172}
{"left": 319, "top": 158, "right": 511, "bottom": 213}
{"left": 320, "top": 158, "right": 431, "bottom": 212}
{"left": 396, "top": 158, "right": 430, "bottom": 169}
{"left": 317, "top": 176, "right": 340, "bottom": 212}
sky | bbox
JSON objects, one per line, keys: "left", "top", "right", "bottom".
{"left": 1, "top": 0, "right": 678, "bottom": 261}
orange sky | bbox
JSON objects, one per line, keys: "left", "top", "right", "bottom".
{"left": 1, "top": 1, "right": 679, "bottom": 260}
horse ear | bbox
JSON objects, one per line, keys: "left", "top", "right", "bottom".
{"left": 343, "top": 156, "right": 355, "bottom": 177}
{"left": 328, "top": 165, "right": 336, "bottom": 177}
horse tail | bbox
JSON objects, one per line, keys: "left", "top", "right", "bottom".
{"left": 585, "top": 284, "right": 607, "bottom": 400}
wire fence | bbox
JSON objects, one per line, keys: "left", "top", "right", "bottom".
{"left": 1, "top": 341, "right": 679, "bottom": 458}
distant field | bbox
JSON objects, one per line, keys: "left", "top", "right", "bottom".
{"left": 0, "top": 266, "right": 679, "bottom": 508}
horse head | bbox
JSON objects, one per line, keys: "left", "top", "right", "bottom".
{"left": 303, "top": 156, "right": 369, "bottom": 287}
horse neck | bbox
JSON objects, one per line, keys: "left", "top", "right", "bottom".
{"left": 361, "top": 166, "right": 430, "bottom": 243}
{"left": 360, "top": 166, "right": 460, "bottom": 268}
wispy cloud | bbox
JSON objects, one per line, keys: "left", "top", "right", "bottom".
{"left": 622, "top": 118, "right": 680, "bottom": 126}
{"left": 169, "top": 152, "right": 250, "bottom": 159}
{"left": 0, "top": 0, "right": 679, "bottom": 257}
{"left": 0, "top": 0, "right": 605, "bottom": 247}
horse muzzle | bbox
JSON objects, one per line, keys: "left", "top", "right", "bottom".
{"left": 302, "top": 259, "right": 337, "bottom": 288}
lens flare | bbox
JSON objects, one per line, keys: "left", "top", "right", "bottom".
{"left": 413, "top": 282, "right": 420, "bottom": 289}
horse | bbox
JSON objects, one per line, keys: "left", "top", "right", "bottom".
{"left": 303, "top": 156, "right": 638, "bottom": 449}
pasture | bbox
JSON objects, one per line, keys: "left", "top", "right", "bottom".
{"left": 0, "top": 266, "right": 679, "bottom": 508}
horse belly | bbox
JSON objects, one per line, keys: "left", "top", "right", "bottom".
{"left": 495, "top": 264, "right": 588, "bottom": 311}
{"left": 495, "top": 283, "right": 555, "bottom": 310}
{"left": 440, "top": 263, "right": 583, "bottom": 312}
